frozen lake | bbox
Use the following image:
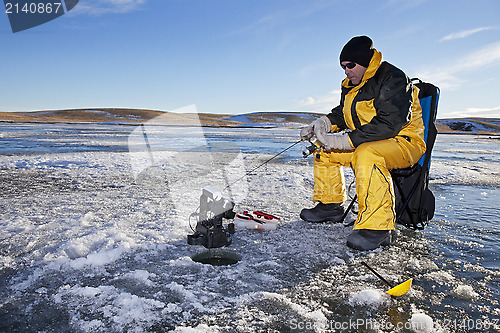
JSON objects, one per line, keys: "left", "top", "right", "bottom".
{"left": 0, "top": 123, "right": 499, "bottom": 332}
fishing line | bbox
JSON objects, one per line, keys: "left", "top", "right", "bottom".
{"left": 223, "top": 139, "right": 302, "bottom": 191}
{"left": 188, "top": 140, "right": 302, "bottom": 230}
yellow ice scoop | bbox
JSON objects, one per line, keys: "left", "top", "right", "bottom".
{"left": 362, "top": 261, "right": 413, "bottom": 296}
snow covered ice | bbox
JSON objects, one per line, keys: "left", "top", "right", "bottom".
{"left": 0, "top": 123, "right": 499, "bottom": 332}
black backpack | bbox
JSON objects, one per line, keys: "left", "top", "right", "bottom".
{"left": 392, "top": 79, "right": 440, "bottom": 230}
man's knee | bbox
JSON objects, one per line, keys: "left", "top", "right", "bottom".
{"left": 352, "top": 140, "right": 391, "bottom": 161}
{"left": 351, "top": 142, "right": 386, "bottom": 176}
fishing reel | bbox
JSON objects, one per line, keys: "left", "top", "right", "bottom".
{"left": 302, "top": 136, "right": 322, "bottom": 158}
{"left": 187, "top": 187, "right": 236, "bottom": 249}
{"left": 302, "top": 129, "right": 352, "bottom": 158}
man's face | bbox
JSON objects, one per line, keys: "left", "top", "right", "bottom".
{"left": 341, "top": 61, "right": 367, "bottom": 85}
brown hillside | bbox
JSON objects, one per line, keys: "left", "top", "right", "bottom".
{"left": 0, "top": 109, "right": 498, "bottom": 135}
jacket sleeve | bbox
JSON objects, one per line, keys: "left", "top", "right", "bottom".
{"left": 348, "top": 69, "right": 413, "bottom": 147}
{"left": 327, "top": 103, "right": 347, "bottom": 132}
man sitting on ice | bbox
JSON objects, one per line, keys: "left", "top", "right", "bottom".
{"left": 300, "top": 36, "right": 426, "bottom": 251}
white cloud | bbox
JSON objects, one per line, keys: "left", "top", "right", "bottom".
{"left": 297, "top": 89, "right": 341, "bottom": 112}
{"left": 413, "top": 69, "right": 464, "bottom": 91}
{"left": 440, "top": 27, "right": 494, "bottom": 42}
{"left": 447, "top": 105, "right": 500, "bottom": 118}
{"left": 451, "top": 41, "right": 500, "bottom": 71}
{"left": 72, "top": 0, "right": 147, "bottom": 15}
{"left": 415, "top": 41, "right": 500, "bottom": 91}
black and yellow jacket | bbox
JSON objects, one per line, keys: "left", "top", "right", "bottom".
{"left": 327, "top": 49, "right": 425, "bottom": 150}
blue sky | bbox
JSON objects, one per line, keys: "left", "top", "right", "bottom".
{"left": 1, "top": 0, "right": 499, "bottom": 118}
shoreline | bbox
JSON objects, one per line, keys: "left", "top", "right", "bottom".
{"left": 0, "top": 120, "right": 282, "bottom": 129}
{"left": 1, "top": 120, "right": 499, "bottom": 136}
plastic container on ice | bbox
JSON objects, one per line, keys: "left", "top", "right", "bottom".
{"left": 233, "top": 211, "right": 280, "bottom": 230}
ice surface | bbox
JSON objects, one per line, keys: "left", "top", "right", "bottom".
{"left": 171, "top": 324, "right": 223, "bottom": 332}
{"left": 424, "top": 271, "right": 455, "bottom": 285}
{"left": 0, "top": 127, "right": 499, "bottom": 332}
{"left": 451, "top": 284, "right": 480, "bottom": 300}
{"left": 410, "top": 311, "right": 434, "bottom": 333}
{"left": 348, "top": 288, "right": 389, "bottom": 309}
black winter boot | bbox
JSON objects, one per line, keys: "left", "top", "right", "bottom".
{"left": 346, "top": 229, "right": 395, "bottom": 251}
{"left": 300, "top": 202, "right": 345, "bottom": 223}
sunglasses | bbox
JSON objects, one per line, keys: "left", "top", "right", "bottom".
{"left": 341, "top": 62, "right": 356, "bottom": 70}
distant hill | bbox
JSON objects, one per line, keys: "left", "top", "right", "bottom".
{"left": 226, "top": 112, "right": 319, "bottom": 127}
{"left": 0, "top": 108, "right": 498, "bottom": 135}
{"left": 0, "top": 109, "right": 321, "bottom": 128}
{"left": 435, "top": 118, "right": 500, "bottom": 134}
{"left": 0, "top": 108, "right": 245, "bottom": 127}
{"left": 0, "top": 109, "right": 165, "bottom": 124}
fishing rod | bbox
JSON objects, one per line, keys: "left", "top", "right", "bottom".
{"left": 223, "top": 139, "right": 302, "bottom": 191}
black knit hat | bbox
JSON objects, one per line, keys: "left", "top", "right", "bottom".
{"left": 339, "top": 36, "right": 374, "bottom": 68}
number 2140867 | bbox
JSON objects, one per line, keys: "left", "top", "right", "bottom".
{"left": 5, "top": 2, "right": 63, "bottom": 14}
